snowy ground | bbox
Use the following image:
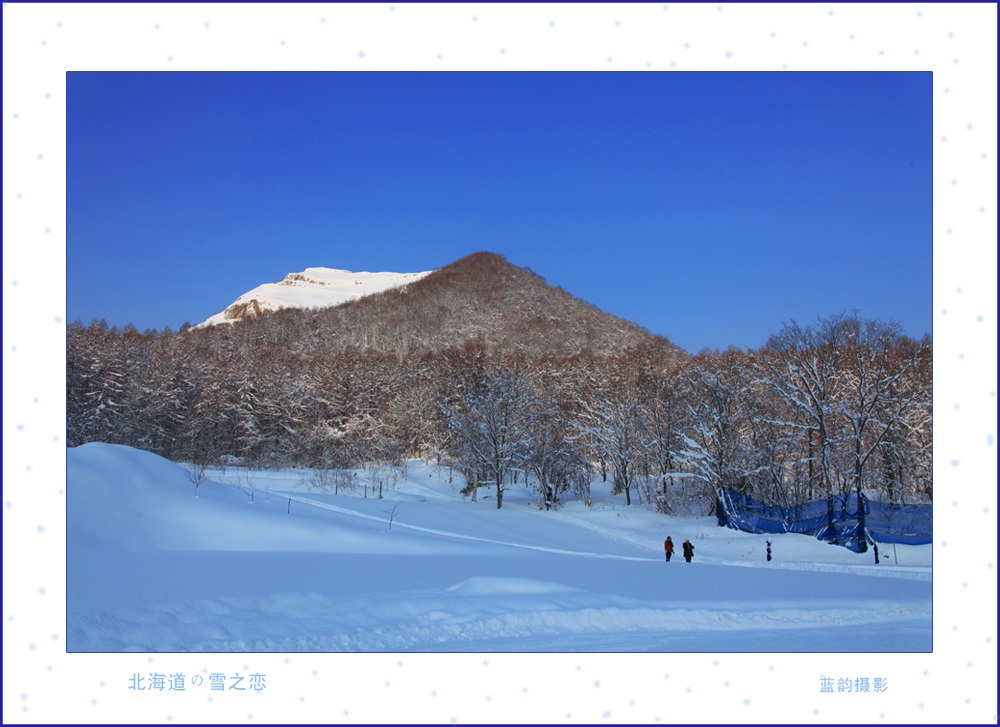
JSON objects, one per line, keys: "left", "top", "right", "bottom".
{"left": 66, "top": 443, "right": 931, "bottom": 653}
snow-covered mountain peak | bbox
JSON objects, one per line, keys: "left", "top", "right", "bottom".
{"left": 195, "top": 266, "right": 434, "bottom": 328}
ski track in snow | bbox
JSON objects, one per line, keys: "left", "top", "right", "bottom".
{"left": 284, "top": 490, "right": 931, "bottom": 581}
{"left": 284, "top": 492, "right": 651, "bottom": 561}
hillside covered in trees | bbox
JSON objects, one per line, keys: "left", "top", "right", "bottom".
{"left": 67, "top": 252, "right": 932, "bottom": 513}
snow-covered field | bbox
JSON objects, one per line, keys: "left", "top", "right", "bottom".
{"left": 67, "top": 443, "right": 931, "bottom": 653}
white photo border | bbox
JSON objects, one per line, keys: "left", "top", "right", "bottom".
{"left": 3, "top": 2, "right": 996, "bottom": 724}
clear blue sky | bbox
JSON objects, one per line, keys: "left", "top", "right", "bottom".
{"left": 67, "top": 71, "right": 931, "bottom": 353}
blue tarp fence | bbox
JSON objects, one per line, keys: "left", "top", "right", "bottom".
{"left": 715, "top": 488, "right": 932, "bottom": 552}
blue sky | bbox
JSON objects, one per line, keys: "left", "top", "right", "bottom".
{"left": 67, "top": 71, "right": 931, "bottom": 353}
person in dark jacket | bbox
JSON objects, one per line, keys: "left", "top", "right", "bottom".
{"left": 682, "top": 538, "right": 694, "bottom": 562}
{"left": 664, "top": 536, "right": 674, "bottom": 562}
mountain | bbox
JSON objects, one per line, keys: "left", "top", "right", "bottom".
{"left": 195, "top": 266, "right": 434, "bottom": 328}
{"left": 197, "top": 252, "right": 683, "bottom": 360}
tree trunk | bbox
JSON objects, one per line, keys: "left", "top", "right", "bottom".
{"left": 854, "top": 435, "right": 868, "bottom": 552}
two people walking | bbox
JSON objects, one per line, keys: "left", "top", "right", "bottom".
{"left": 664, "top": 536, "right": 695, "bottom": 563}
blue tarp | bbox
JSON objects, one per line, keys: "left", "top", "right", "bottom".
{"left": 716, "top": 488, "right": 932, "bottom": 551}
{"left": 865, "top": 500, "right": 934, "bottom": 545}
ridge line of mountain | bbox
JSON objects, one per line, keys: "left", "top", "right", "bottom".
{"left": 189, "top": 251, "right": 685, "bottom": 360}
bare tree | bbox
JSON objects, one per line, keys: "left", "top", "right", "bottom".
{"left": 579, "top": 393, "right": 648, "bottom": 507}
{"left": 637, "top": 378, "right": 685, "bottom": 513}
{"left": 527, "top": 404, "right": 590, "bottom": 510}
{"left": 674, "top": 360, "right": 760, "bottom": 502}
{"left": 440, "top": 364, "right": 543, "bottom": 509}
{"left": 181, "top": 459, "right": 210, "bottom": 497}
{"left": 759, "top": 315, "right": 850, "bottom": 500}
{"left": 384, "top": 502, "right": 403, "bottom": 531}
{"left": 838, "top": 314, "right": 931, "bottom": 495}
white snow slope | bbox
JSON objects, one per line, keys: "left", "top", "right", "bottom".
{"left": 67, "top": 443, "right": 931, "bottom": 653}
{"left": 195, "top": 267, "right": 433, "bottom": 328}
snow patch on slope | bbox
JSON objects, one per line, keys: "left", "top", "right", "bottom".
{"left": 195, "top": 267, "right": 433, "bottom": 328}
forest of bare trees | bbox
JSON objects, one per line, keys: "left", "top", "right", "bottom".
{"left": 67, "top": 306, "right": 932, "bottom": 513}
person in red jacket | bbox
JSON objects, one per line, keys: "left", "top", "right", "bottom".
{"left": 682, "top": 538, "right": 695, "bottom": 562}
{"left": 664, "top": 536, "right": 674, "bottom": 562}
